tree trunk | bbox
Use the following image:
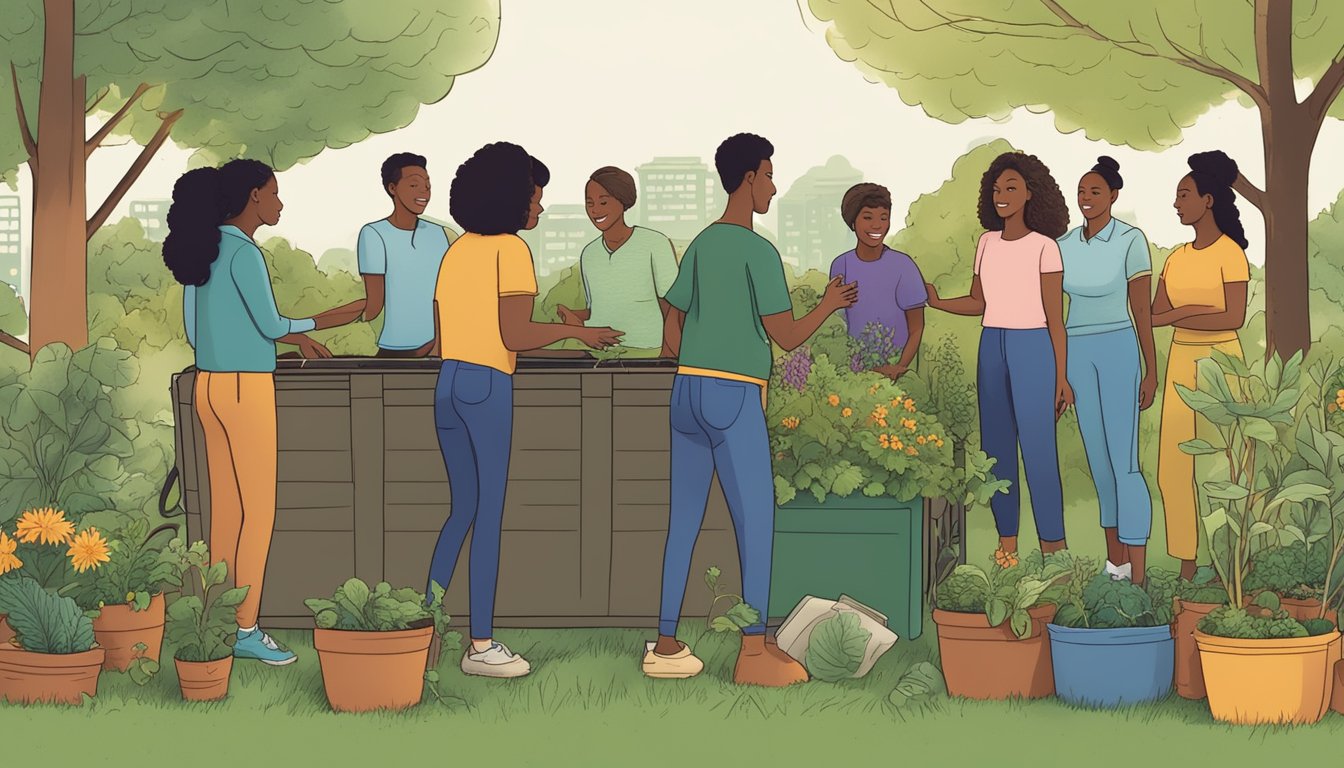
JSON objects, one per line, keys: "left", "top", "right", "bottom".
{"left": 28, "top": 0, "right": 87, "bottom": 360}
{"left": 1258, "top": 107, "right": 1316, "bottom": 361}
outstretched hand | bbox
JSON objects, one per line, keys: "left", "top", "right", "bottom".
{"left": 296, "top": 335, "right": 333, "bottom": 359}
{"left": 822, "top": 276, "right": 858, "bottom": 311}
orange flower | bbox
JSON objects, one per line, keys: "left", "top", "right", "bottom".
{"left": 879, "top": 434, "right": 891, "bottom": 449}
{"left": 891, "top": 438, "right": 904, "bottom": 451}
{"left": 780, "top": 416, "right": 800, "bottom": 430}
{"left": 0, "top": 530, "right": 21, "bottom": 576}
{"left": 827, "top": 394, "right": 840, "bottom": 407}
{"left": 1331, "top": 403, "right": 1340, "bottom": 413}
{"left": 994, "top": 548, "right": 1019, "bottom": 568}
{"left": 906, "top": 446, "right": 919, "bottom": 456}
{"left": 877, "top": 418, "right": 889, "bottom": 428}
{"left": 67, "top": 528, "right": 111, "bottom": 573}
{"left": 872, "top": 405, "right": 889, "bottom": 420}
{"left": 868, "top": 384, "right": 879, "bottom": 396}
{"left": 902, "top": 418, "right": 918, "bottom": 432}
{"left": 15, "top": 507, "right": 75, "bottom": 546}
{"left": 935, "top": 439, "right": 945, "bottom": 448}
{"left": 903, "top": 398, "right": 916, "bottom": 412}
{"left": 841, "top": 407, "right": 853, "bottom": 418}
{"left": 917, "top": 436, "right": 927, "bottom": 445}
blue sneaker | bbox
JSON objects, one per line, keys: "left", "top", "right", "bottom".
{"left": 233, "top": 628, "right": 297, "bottom": 666}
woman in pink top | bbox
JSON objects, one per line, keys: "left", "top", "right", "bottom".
{"left": 926, "top": 152, "right": 1072, "bottom": 560}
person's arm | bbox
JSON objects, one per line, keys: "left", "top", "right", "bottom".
{"left": 1043, "top": 272, "right": 1071, "bottom": 419}
{"left": 182, "top": 284, "right": 197, "bottom": 349}
{"left": 1172, "top": 282, "right": 1248, "bottom": 331}
{"left": 501, "top": 296, "right": 619, "bottom": 350}
{"left": 762, "top": 277, "right": 856, "bottom": 352}
{"left": 314, "top": 299, "right": 367, "bottom": 329}
{"left": 1130, "top": 275, "right": 1158, "bottom": 408}
{"left": 882, "top": 264, "right": 929, "bottom": 376}
{"left": 361, "top": 276, "right": 385, "bottom": 323}
{"left": 230, "top": 245, "right": 313, "bottom": 340}
{"left": 887, "top": 307, "right": 924, "bottom": 374}
{"left": 926, "top": 276, "right": 986, "bottom": 316}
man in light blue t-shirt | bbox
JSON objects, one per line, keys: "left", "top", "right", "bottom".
{"left": 358, "top": 152, "right": 453, "bottom": 357}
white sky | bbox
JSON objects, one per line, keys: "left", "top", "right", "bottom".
{"left": 14, "top": 0, "right": 1344, "bottom": 300}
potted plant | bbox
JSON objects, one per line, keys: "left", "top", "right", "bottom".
{"left": 1172, "top": 566, "right": 1227, "bottom": 700}
{"left": 163, "top": 539, "right": 248, "bottom": 702}
{"left": 0, "top": 508, "right": 110, "bottom": 644}
{"left": 306, "top": 578, "right": 457, "bottom": 713}
{"left": 0, "top": 575, "right": 105, "bottom": 705}
{"left": 931, "top": 550, "right": 1069, "bottom": 699}
{"left": 71, "top": 520, "right": 178, "bottom": 672}
{"left": 1046, "top": 562, "right": 1178, "bottom": 707}
{"left": 1178, "top": 351, "right": 1342, "bottom": 725}
{"left": 1243, "top": 542, "right": 1331, "bottom": 621}
{"left": 767, "top": 346, "right": 1007, "bottom": 640}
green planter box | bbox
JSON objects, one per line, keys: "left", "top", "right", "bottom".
{"left": 769, "top": 494, "right": 925, "bottom": 640}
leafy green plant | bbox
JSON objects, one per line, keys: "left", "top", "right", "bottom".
{"left": 934, "top": 551, "right": 1070, "bottom": 638}
{"left": 70, "top": 520, "right": 178, "bottom": 612}
{"left": 806, "top": 612, "right": 871, "bottom": 682}
{"left": 305, "top": 578, "right": 452, "bottom": 638}
{"left": 1242, "top": 542, "right": 1329, "bottom": 601}
{"left": 1051, "top": 568, "right": 1177, "bottom": 629}
{"left": 0, "top": 341, "right": 138, "bottom": 520}
{"left": 0, "top": 574, "right": 97, "bottom": 654}
{"left": 1177, "top": 566, "right": 1229, "bottom": 605}
{"left": 704, "top": 566, "right": 760, "bottom": 633}
{"left": 127, "top": 641, "right": 160, "bottom": 686}
{"left": 886, "top": 661, "right": 947, "bottom": 710}
{"left": 163, "top": 540, "right": 248, "bottom": 663}
{"left": 1177, "top": 351, "right": 1332, "bottom": 615}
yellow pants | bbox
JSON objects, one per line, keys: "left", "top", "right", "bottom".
{"left": 195, "top": 372, "right": 278, "bottom": 628}
{"left": 1157, "top": 333, "right": 1241, "bottom": 560}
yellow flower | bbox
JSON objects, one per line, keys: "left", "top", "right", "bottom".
{"left": 841, "top": 407, "right": 853, "bottom": 418}
{"left": 126, "top": 591, "right": 136, "bottom": 602}
{"left": 877, "top": 418, "right": 889, "bottom": 428}
{"left": 827, "top": 394, "right": 840, "bottom": 407}
{"left": 879, "top": 434, "right": 891, "bottom": 449}
{"left": 872, "top": 405, "right": 889, "bottom": 420}
{"left": 781, "top": 416, "right": 800, "bottom": 430}
{"left": 892, "top": 438, "right": 904, "bottom": 451}
{"left": 868, "top": 384, "right": 879, "bottom": 396}
{"left": 917, "top": 436, "right": 927, "bottom": 445}
{"left": 902, "top": 418, "right": 918, "bottom": 432}
{"left": 994, "top": 548, "right": 1019, "bottom": 568}
{"left": 935, "top": 439, "right": 945, "bottom": 448}
{"left": 904, "top": 398, "right": 916, "bottom": 412}
{"left": 67, "top": 528, "right": 111, "bottom": 573}
{"left": 15, "top": 507, "right": 75, "bottom": 546}
{"left": 906, "top": 446, "right": 919, "bottom": 456}
{"left": 0, "top": 530, "right": 21, "bottom": 576}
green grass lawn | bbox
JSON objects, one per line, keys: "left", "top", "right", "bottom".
{"left": 4, "top": 624, "right": 1344, "bottom": 766}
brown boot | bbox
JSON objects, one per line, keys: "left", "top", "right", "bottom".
{"left": 733, "top": 635, "right": 809, "bottom": 687}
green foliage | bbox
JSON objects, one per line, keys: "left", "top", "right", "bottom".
{"left": 0, "top": 341, "right": 138, "bottom": 520}
{"left": 934, "top": 552, "right": 1070, "bottom": 639}
{"left": 0, "top": 574, "right": 96, "bottom": 653}
{"left": 1052, "top": 570, "right": 1176, "bottom": 629}
{"left": 886, "top": 661, "right": 947, "bottom": 710}
{"left": 1243, "top": 542, "right": 1329, "bottom": 600}
{"left": 1177, "top": 567, "right": 1230, "bottom": 605}
{"left": 0, "top": 284, "right": 26, "bottom": 338}
{"left": 704, "top": 566, "right": 761, "bottom": 633}
{"left": 806, "top": 3, "right": 1344, "bottom": 149}
{"left": 70, "top": 519, "right": 178, "bottom": 611}
{"left": 304, "top": 577, "right": 440, "bottom": 632}
{"left": 1197, "top": 605, "right": 1309, "bottom": 640}
{"left": 162, "top": 540, "right": 248, "bottom": 663}
{"left": 127, "top": 642, "right": 160, "bottom": 686}
{"left": 1302, "top": 618, "right": 1337, "bottom": 636}
{"left": 805, "top": 612, "right": 871, "bottom": 682}
{"left": 0, "top": 1, "right": 502, "bottom": 178}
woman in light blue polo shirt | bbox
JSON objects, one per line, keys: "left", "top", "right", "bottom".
{"left": 1058, "top": 156, "right": 1158, "bottom": 584}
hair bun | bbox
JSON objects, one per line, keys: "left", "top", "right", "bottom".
{"left": 1188, "top": 150, "right": 1238, "bottom": 187}
{"left": 1094, "top": 155, "right": 1120, "bottom": 173}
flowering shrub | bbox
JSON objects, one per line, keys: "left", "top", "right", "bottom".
{"left": 767, "top": 350, "right": 1006, "bottom": 506}
{"left": 0, "top": 507, "right": 110, "bottom": 590}
{"left": 850, "top": 322, "right": 902, "bottom": 373}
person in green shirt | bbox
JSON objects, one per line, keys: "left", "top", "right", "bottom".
{"left": 643, "top": 134, "right": 856, "bottom": 687}
{"left": 557, "top": 166, "right": 679, "bottom": 354}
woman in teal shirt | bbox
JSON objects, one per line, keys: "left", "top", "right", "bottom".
{"left": 1058, "top": 156, "right": 1158, "bottom": 584}
{"left": 557, "top": 166, "right": 679, "bottom": 354}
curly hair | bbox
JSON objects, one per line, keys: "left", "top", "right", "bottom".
{"left": 1187, "top": 150, "right": 1249, "bottom": 250}
{"left": 380, "top": 152, "right": 427, "bottom": 194}
{"left": 977, "top": 152, "right": 1069, "bottom": 239}
{"left": 449, "top": 143, "right": 547, "bottom": 235}
{"left": 163, "top": 159, "right": 274, "bottom": 287}
{"left": 840, "top": 183, "right": 892, "bottom": 230}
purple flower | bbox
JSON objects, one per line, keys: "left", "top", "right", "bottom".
{"left": 780, "top": 346, "right": 813, "bottom": 391}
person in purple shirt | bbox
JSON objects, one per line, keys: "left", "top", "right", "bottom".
{"left": 829, "top": 183, "right": 927, "bottom": 380}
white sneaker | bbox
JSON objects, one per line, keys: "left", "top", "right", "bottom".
{"left": 1105, "top": 560, "right": 1133, "bottom": 581}
{"left": 460, "top": 641, "right": 531, "bottom": 679}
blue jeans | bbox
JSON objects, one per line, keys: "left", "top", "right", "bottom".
{"left": 1068, "top": 328, "right": 1152, "bottom": 545}
{"left": 978, "top": 328, "right": 1066, "bottom": 543}
{"left": 658, "top": 375, "right": 773, "bottom": 636}
{"left": 425, "top": 360, "right": 513, "bottom": 640}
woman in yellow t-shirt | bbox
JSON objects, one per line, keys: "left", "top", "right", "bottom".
{"left": 1152, "top": 150, "right": 1251, "bottom": 579}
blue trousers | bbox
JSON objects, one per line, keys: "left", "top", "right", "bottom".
{"left": 978, "top": 328, "right": 1066, "bottom": 543}
{"left": 658, "top": 375, "right": 773, "bottom": 636}
{"left": 1067, "top": 328, "right": 1152, "bottom": 545}
{"left": 426, "top": 360, "right": 513, "bottom": 640}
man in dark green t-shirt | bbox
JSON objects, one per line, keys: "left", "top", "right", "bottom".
{"left": 642, "top": 133, "right": 857, "bottom": 687}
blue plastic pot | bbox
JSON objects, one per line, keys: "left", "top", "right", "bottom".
{"left": 1047, "top": 624, "right": 1174, "bottom": 707}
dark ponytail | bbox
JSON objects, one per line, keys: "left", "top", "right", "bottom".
{"left": 163, "top": 159, "right": 275, "bottom": 286}
{"left": 1187, "top": 150, "right": 1249, "bottom": 250}
{"left": 1090, "top": 155, "right": 1123, "bottom": 191}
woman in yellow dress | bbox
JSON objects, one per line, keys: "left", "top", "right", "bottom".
{"left": 1152, "top": 150, "right": 1250, "bottom": 580}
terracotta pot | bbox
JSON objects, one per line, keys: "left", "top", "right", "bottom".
{"left": 933, "top": 604, "right": 1055, "bottom": 700}
{"left": 1331, "top": 659, "right": 1344, "bottom": 716}
{"left": 0, "top": 642, "right": 105, "bottom": 705}
{"left": 1173, "top": 599, "right": 1222, "bottom": 700}
{"left": 1280, "top": 597, "right": 1337, "bottom": 624}
{"left": 175, "top": 656, "right": 233, "bottom": 702}
{"left": 0, "top": 615, "right": 13, "bottom": 645}
{"left": 1196, "top": 629, "right": 1339, "bottom": 725}
{"left": 314, "top": 624, "right": 433, "bottom": 713}
{"left": 92, "top": 595, "right": 165, "bottom": 672}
